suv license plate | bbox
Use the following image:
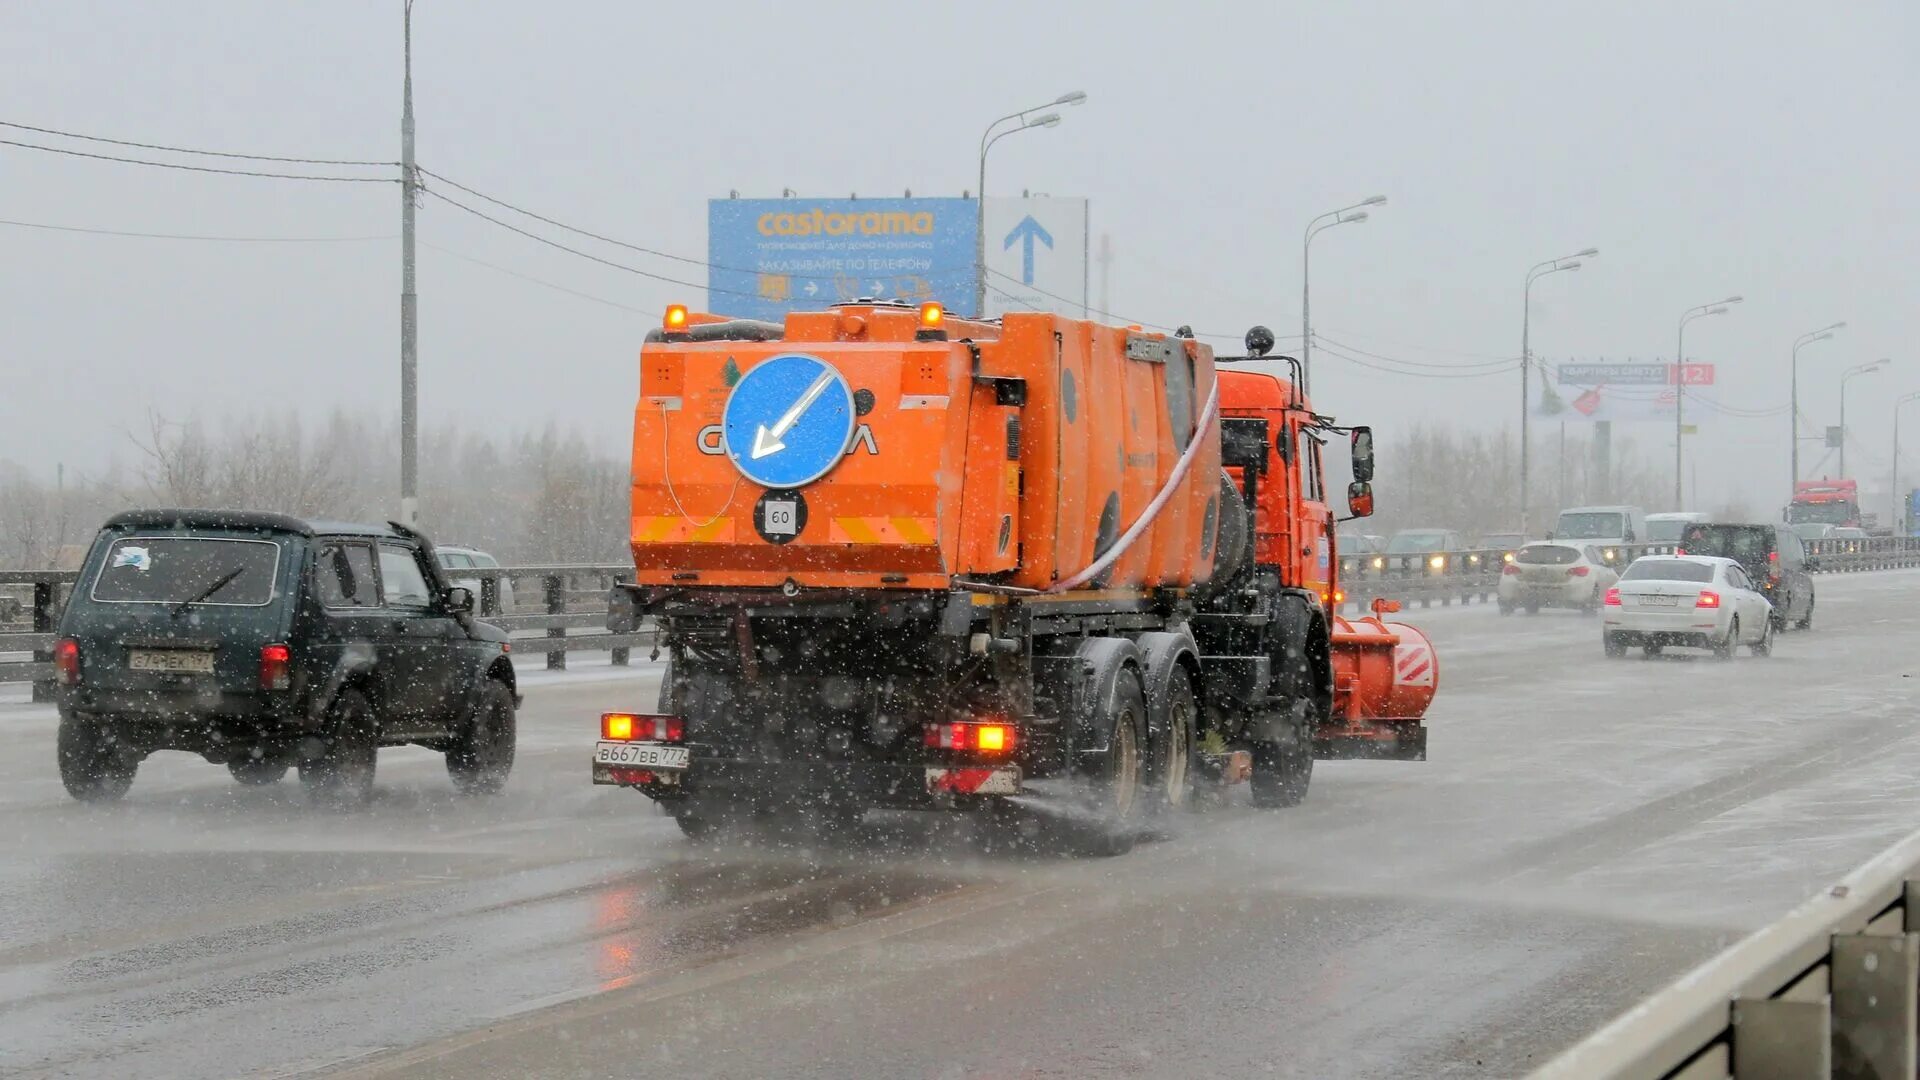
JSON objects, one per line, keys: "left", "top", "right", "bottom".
{"left": 129, "top": 649, "right": 215, "bottom": 673}
{"left": 594, "top": 741, "right": 689, "bottom": 770}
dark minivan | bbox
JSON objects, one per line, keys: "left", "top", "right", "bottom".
{"left": 1677, "top": 522, "right": 1816, "bottom": 630}
{"left": 54, "top": 510, "right": 517, "bottom": 804}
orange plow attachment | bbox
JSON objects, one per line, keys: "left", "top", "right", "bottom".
{"left": 1321, "top": 608, "right": 1435, "bottom": 761}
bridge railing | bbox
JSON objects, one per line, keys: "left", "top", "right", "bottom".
{"left": 1535, "top": 826, "right": 1920, "bottom": 1079}
{"left": 0, "top": 564, "right": 652, "bottom": 693}
{"left": 1338, "top": 537, "right": 1920, "bottom": 612}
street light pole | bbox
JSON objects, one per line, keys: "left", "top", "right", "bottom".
{"left": 1839, "top": 359, "right": 1889, "bottom": 478}
{"left": 1895, "top": 390, "right": 1920, "bottom": 534}
{"left": 1790, "top": 322, "right": 1845, "bottom": 490}
{"left": 399, "top": 0, "right": 419, "bottom": 527}
{"left": 1673, "top": 296, "right": 1743, "bottom": 508}
{"left": 1301, "top": 195, "right": 1386, "bottom": 396}
{"left": 1520, "top": 247, "right": 1597, "bottom": 536}
{"left": 974, "top": 91, "right": 1084, "bottom": 318}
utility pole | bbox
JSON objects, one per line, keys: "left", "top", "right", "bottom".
{"left": 399, "top": 0, "right": 420, "bottom": 527}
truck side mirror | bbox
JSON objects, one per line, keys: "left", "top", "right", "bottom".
{"left": 1346, "top": 481, "right": 1374, "bottom": 519}
{"left": 1350, "top": 427, "right": 1375, "bottom": 483}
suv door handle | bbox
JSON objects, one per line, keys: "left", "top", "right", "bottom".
{"left": 391, "top": 620, "right": 410, "bottom": 633}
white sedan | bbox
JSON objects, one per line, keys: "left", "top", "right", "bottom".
{"left": 1498, "top": 542, "right": 1619, "bottom": 615}
{"left": 1602, "top": 555, "right": 1774, "bottom": 659}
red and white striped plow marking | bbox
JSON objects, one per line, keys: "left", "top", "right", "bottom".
{"left": 1393, "top": 641, "right": 1435, "bottom": 688}
{"left": 925, "top": 767, "right": 1021, "bottom": 795}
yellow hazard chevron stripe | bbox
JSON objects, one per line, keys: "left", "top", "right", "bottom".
{"left": 633, "top": 517, "right": 735, "bottom": 544}
{"left": 829, "top": 517, "right": 937, "bottom": 545}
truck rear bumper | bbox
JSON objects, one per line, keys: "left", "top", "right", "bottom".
{"left": 593, "top": 756, "right": 1022, "bottom": 809}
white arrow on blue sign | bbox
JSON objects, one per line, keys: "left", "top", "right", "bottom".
{"left": 1003, "top": 215, "right": 1054, "bottom": 286}
{"left": 721, "top": 354, "right": 857, "bottom": 489}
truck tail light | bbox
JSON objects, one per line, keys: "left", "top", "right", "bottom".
{"left": 1696, "top": 590, "right": 1721, "bottom": 609}
{"left": 1603, "top": 587, "right": 1621, "bottom": 606}
{"left": 602, "top": 712, "right": 684, "bottom": 742}
{"left": 1567, "top": 565, "right": 1590, "bottom": 577}
{"left": 54, "top": 638, "right": 81, "bottom": 686}
{"left": 1502, "top": 563, "right": 1520, "bottom": 576}
{"left": 260, "top": 644, "right": 291, "bottom": 690}
{"left": 924, "top": 721, "right": 1017, "bottom": 753}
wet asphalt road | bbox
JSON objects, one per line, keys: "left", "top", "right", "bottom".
{"left": 5, "top": 572, "right": 1920, "bottom": 1079}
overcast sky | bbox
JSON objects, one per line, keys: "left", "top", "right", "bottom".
{"left": 4, "top": 1, "right": 1914, "bottom": 518}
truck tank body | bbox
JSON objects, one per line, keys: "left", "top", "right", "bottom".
{"left": 627, "top": 305, "right": 1220, "bottom": 594}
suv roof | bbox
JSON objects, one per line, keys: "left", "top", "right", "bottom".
{"left": 102, "top": 508, "right": 408, "bottom": 541}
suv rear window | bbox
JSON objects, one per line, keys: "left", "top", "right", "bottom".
{"left": 92, "top": 537, "right": 281, "bottom": 606}
{"left": 1623, "top": 559, "right": 1714, "bottom": 582}
{"left": 1680, "top": 525, "right": 1773, "bottom": 563}
{"left": 1516, "top": 544, "right": 1579, "bottom": 565}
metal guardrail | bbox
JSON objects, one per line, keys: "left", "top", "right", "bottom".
{"left": 1337, "top": 536, "right": 1920, "bottom": 612}
{"left": 0, "top": 564, "right": 650, "bottom": 693}
{"left": 1536, "top": 826, "right": 1920, "bottom": 1079}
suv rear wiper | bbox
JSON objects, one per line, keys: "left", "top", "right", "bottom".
{"left": 171, "top": 567, "right": 245, "bottom": 618}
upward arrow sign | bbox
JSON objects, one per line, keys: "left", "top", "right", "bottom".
{"left": 1002, "top": 215, "right": 1054, "bottom": 286}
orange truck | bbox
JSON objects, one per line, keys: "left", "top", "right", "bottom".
{"left": 598, "top": 301, "right": 1435, "bottom": 853}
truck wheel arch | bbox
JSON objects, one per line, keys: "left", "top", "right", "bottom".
{"left": 1040, "top": 636, "right": 1145, "bottom": 759}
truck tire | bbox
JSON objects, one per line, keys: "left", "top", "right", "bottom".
{"left": 299, "top": 688, "right": 377, "bottom": 807}
{"left": 1052, "top": 663, "right": 1148, "bottom": 857}
{"left": 1250, "top": 700, "right": 1313, "bottom": 808}
{"left": 1149, "top": 666, "right": 1198, "bottom": 816}
{"left": 446, "top": 679, "right": 516, "bottom": 796}
{"left": 58, "top": 715, "right": 139, "bottom": 803}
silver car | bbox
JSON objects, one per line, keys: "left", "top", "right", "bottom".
{"left": 436, "top": 545, "right": 514, "bottom": 614}
{"left": 1498, "top": 542, "right": 1620, "bottom": 615}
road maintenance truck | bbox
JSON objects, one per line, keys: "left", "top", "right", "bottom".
{"left": 597, "top": 301, "right": 1435, "bottom": 853}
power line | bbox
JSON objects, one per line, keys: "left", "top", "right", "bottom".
{"left": 1315, "top": 339, "right": 1518, "bottom": 379}
{"left": 420, "top": 167, "right": 712, "bottom": 269}
{"left": 983, "top": 268, "right": 1260, "bottom": 342}
{"left": 1315, "top": 332, "right": 1515, "bottom": 370}
{"left": 0, "top": 119, "right": 394, "bottom": 167}
{"left": 1316, "top": 324, "right": 1516, "bottom": 361}
{"left": 0, "top": 137, "right": 399, "bottom": 182}
{"left": 421, "top": 240, "right": 654, "bottom": 314}
{"left": 0, "top": 217, "right": 391, "bottom": 243}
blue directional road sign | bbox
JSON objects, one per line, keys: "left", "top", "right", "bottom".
{"left": 721, "top": 353, "right": 857, "bottom": 489}
{"left": 1003, "top": 215, "right": 1054, "bottom": 286}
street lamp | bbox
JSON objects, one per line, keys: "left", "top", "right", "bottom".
{"left": 1672, "top": 296, "right": 1743, "bottom": 507}
{"left": 1302, "top": 195, "right": 1386, "bottom": 395}
{"left": 1790, "top": 322, "right": 1845, "bottom": 489}
{"left": 1520, "top": 247, "right": 1598, "bottom": 536}
{"left": 1839, "top": 358, "right": 1888, "bottom": 478}
{"left": 1893, "top": 388, "right": 1920, "bottom": 534}
{"left": 974, "top": 91, "right": 1085, "bottom": 316}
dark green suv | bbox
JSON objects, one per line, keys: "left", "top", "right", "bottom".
{"left": 53, "top": 510, "right": 518, "bottom": 805}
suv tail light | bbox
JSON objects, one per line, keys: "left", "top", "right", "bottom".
{"left": 1603, "top": 587, "right": 1621, "bottom": 606}
{"left": 1567, "top": 565, "right": 1590, "bottom": 577}
{"left": 1501, "top": 563, "right": 1520, "bottom": 576}
{"left": 602, "top": 712, "right": 684, "bottom": 742}
{"left": 1696, "top": 590, "right": 1721, "bottom": 609}
{"left": 925, "top": 721, "right": 1017, "bottom": 753}
{"left": 260, "top": 644, "right": 291, "bottom": 690}
{"left": 54, "top": 638, "right": 81, "bottom": 686}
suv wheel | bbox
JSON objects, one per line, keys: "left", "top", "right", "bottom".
{"left": 300, "top": 688, "right": 378, "bottom": 807}
{"left": 1795, "top": 593, "right": 1814, "bottom": 631}
{"left": 58, "top": 715, "right": 139, "bottom": 803}
{"left": 228, "top": 756, "right": 289, "bottom": 785}
{"left": 447, "top": 680, "right": 516, "bottom": 796}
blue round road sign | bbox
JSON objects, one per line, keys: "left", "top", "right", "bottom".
{"left": 721, "top": 353, "right": 857, "bottom": 489}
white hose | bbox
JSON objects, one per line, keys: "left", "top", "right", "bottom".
{"left": 660, "top": 401, "right": 740, "bottom": 527}
{"left": 1047, "top": 376, "right": 1222, "bottom": 594}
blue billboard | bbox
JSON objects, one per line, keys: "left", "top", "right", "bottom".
{"left": 707, "top": 198, "right": 977, "bottom": 322}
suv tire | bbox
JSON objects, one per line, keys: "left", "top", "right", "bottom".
{"left": 300, "top": 688, "right": 378, "bottom": 807}
{"left": 228, "top": 757, "right": 289, "bottom": 785}
{"left": 58, "top": 715, "right": 138, "bottom": 803}
{"left": 447, "top": 680, "right": 516, "bottom": 796}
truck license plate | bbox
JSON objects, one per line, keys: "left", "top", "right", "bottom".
{"left": 129, "top": 649, "right": 215, "bottom": 674}
{"left": 594, "top": 741, "right": 689, "bottom": 770}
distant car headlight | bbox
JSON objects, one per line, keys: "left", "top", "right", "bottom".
{"left": 1371, "top": 557, "right": 1385, "bottom": 570}
{"left": 1428, "top": 554, "right": 1447, "bottom": 571}
{"left": 1602, "top": 548, "right": 1617, "bottom": 562}
{"left": 1502, "top": 551, "right": 1515, "bottom": 564}
{"left": 1468, "top": 554, "right": 1481, "bottom": 564}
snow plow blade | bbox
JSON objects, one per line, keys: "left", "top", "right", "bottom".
{"left": 1318, "top": 612, "right": 1436, "bottom": 762}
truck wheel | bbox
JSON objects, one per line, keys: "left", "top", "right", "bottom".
{"left": 1053, "top": 666, "right": 1147, "bottom": 857}
{"left": 58, "top": 715, "right": 138, "bottom": 803}
{"left": 447, "top": 680, "right": 516, "bottom": 796}
{"left": 1250, "top": 701, "right": 1312, "bottom": 808}
{"left": 300, "top": 688, "right": 377, "bottom": 807}
{"left": 667, "top": 801, "right": 725, "bottom": 842}
{"left": 227, "top": 756, "right": 289, "bottom": 785}
{"left": 1147, "top": 666, "right": 1197, "bottom": 816}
